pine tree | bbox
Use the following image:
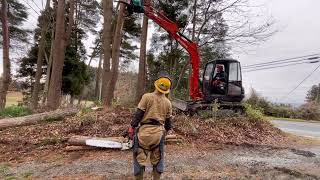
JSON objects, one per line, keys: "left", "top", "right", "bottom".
{"left": 0, "top": 0, "right": 30, "bottom": 47}
{"left": 62, "top": 28, "right": 91, "bottom": 100}
{"left": 0, "top": 0, "right": 10, "bottom": 110}
{"left": 0, "top": 0, "right": 29, "bottom": 109}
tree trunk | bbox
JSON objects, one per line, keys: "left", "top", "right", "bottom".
{"left": 101, "top": 0, "right": 113, "bottom": 105}
{"left": 95, "top": 53, "right": 103, "bottom": 100}
{"left": 47, "top": 0, "right": 74, "bottom": 110}
{"left": 0, "top": 0, "right": 10, "bottom": 110}
{"left": 70, "top": 95, "right": 74, "bottom": 105}
{"left": 65, "top": 0, "right": 75, "bottom": 46}
{"left": 42, "top": 29, "right": 55, "bottom": 105}
{"left": 0, "top": 108, "right": 79, "bottom": 130}
{"left": 31, "top": 0, "right": 51, "bottom": 109}
{"left": 47, "top": 0, "right": 66, "bottom": 110}
{"left": 104, "top": 3, "right": 125, "bottom": 107}
{"left": 173, "top": 61, "right": 189, "bottom": 92}
{"left": 136, "top": 14, "right": 148, "bottom": 102}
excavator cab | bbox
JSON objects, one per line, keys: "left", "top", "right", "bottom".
{"left": 202, "top": 59, "right": 245, "bottom": 103}
{"left": 126, "top": 0, "right": 144, "bottom": 14}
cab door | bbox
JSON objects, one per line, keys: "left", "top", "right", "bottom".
{"left": 227, "top": 62, "right": 243, "bottom": 97}
{"left": 202, "top": 62, "right": 215, "bottom": 97}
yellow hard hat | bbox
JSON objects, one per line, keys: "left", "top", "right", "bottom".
{"left": 154, "top": 77, "right": 172, "bottom": 94}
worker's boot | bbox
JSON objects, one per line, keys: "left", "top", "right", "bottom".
{"left": 152, "top": 167, "right": 161, "bottom": 180}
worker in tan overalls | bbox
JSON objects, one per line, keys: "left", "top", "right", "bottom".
{"left": 128, "top": 72, "right": 172, "bottom": 180}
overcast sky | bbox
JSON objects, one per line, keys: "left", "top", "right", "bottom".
{"left": 0, "top": 0, "right": 319, "bottom": 105}
{"left": 234, "top": 0, "right": 320, "bottom": 105}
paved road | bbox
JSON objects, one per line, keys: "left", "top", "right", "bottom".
{"left": 272, "top": 120, "right": 320, "bottom": 139}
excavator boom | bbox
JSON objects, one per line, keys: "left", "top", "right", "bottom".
{"left": 123, "top": 1, "right": 203, "bottom": 100}
{"left": 143, "top": 6, "right": 203, "bottom": 100}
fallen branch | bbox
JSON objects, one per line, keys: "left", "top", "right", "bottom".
{"left": 0, "top": 108, "right": 79, "bottom": 130}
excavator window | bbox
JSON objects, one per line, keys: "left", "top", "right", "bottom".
{"left": 132, "top": 0, "right": 143, "bottom": 6}
{"left": 212, "top": 64, "right": 226, "bottom": 81}
{"left": 228, "top": 62, "right": 241, "bottom": 82}
{"left": 211, "top": 64, "right": 227, "bottom": 95}
{"left": 204, "top": 63, "right": 214, "bottom": 81}
{"left": 131, "top": 0, "right": 144, "bottom": 13}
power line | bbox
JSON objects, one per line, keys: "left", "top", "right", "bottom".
{"left": 242, "top": 57, "right": 319, "bottom": 70}
{"left": 30, "top": 0, "right": 43, "bottom": 11}
{"left": 284, "top": 63, "right": 320, "bottom": 97}
{"left": 243, "top": 53, "right": 320, "bottom": 68}
{"left": 21, "top": 0, "right": 40, "bottom": 16}
{"left": 243, "top": 61, "right": 309, "bottom": 73}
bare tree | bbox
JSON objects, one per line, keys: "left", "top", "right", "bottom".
{"left": 0, "top": 0, "right": 10, "bottom": 110}
{"left": 47, "top": 0, "right": 75, "bottom": 110}
{"left": 194, "top": 0, "right": 276, "bottom": 48}
{"left": 104, "top": 3, "right": 125, "bottom": 107}
{"left": 174, "top": 0, "right": 277, "bottom": 93}
{"left": 101, "top": 0, "right": 113, "bottom": 105}
{"left": 31, "top": 0, "right": 51, "bottom": 109}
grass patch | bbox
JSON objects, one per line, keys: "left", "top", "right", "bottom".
{"left": 0, "top": 164, "right": 10, "bottom": 176}
{"left": 0, "top": 164, "right": 16, "bottom": 180}
{"left": 21, "top": 171, "right": 33, "bottom": 179}
{"left": 38, "top": 137, "right": 66, "bottom": 147}
{"left": 43, "top": 116, "right": 63, "bottom": 123}
{"left": 4, "top": 177, "right": 16, "bottom": 180}
{"left": 244, "top": 103, "right": 265, "bottom": 121}
{"left": 0, "top": 106, "right": 32, "bottom": 118}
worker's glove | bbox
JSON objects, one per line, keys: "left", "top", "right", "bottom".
{"left": 128, "top": 127, "right": 135, "bottom": 140}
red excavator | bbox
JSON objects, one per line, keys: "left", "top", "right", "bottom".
{"left": 123, "top": 1, "right": 245, "bottom": 114}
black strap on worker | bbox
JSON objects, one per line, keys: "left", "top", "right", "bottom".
{"left": 140, "top": 119, "right": 162, "bottom": 126}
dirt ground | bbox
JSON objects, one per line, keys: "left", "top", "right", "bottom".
{"left": 1, "top": 143, "right": 319, "bottom": 179}
{"left": 0, "top": 109, "right": 320, "bottom": 179}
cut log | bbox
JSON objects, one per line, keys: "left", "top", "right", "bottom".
{"left": 65, "top": 146, "right": 97, "bottom": 152}
{"left": 0, "top": 108, "right": 79, "bottom": 130}
{"left": 68, "top": 136, "right": 125, "bottom": 146}
{"left": 68, "top": 135, "right": 131, "bottom": 150}
{"left": 165, "top": 139, "right": 183, "bottom": 144}
{"left": 68, "top": 135, "right": 184, "bottom": 150}
{"left": 165, "top": 134, "right": 183, "bottom": 140}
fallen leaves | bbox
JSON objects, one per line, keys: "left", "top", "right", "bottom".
{"left": 0, "top": 108, "right": 288, "bottom": 162}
